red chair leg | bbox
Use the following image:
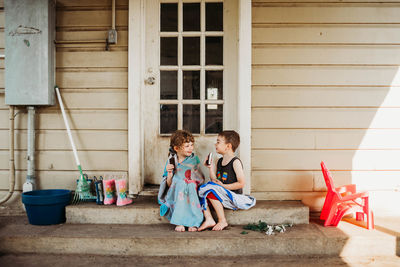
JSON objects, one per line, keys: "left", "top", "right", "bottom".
{"left": 363, "top": 196, "right": 374, "bottom": 230}
{"left": 332, "top": 205, "right": 351, "bottom": 227}
{"left": 324, "top": 203, "right": 340, "bottom": 226}
{"left": 320, "top": 192, "right": 333, "bottom": 220}
{"left": 367, "top": 210, "right": 374, "bottom": 230}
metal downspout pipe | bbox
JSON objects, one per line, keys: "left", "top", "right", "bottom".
{"left": 112, "top": 0, "right": 116, "bottom": 30}
{"left": 23, "top": 106, "right": 36, "bottom": 192}
{"left": 0, "top": 106, "right": 16, "bottom": 205}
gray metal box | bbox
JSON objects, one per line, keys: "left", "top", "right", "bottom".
{"left": 5, "top": 0, "right": 56, "bottom": 106}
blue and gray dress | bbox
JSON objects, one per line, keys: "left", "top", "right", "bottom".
{"left": 158, "top": 154, "right": 204, "bottom": 227}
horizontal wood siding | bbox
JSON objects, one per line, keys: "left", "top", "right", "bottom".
{"left": 252, "top": 1, "right": 400, "bottom": 201}
{"left": 0, "top": 0, "right": 128, "bottom": 192}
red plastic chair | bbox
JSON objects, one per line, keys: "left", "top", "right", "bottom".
{"left": 320, "top": 161, "right": 374, "bottom": 229}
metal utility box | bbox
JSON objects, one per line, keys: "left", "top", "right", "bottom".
{"left": 5, "top": 0, "right": 56, "bottom": 106}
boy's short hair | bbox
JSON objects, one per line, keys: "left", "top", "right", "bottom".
{"left": 170, "top": 130, "right": 195, "bottom": 150}
{"left": 219, "top": 130, "right": 240, "bottom": 152}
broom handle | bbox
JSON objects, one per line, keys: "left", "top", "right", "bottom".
{"left": 55, "top": 87, "right": 82, "bottom": 175}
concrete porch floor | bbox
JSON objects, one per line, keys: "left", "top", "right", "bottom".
{"left": 0, "top": 215, "right": 399, "bottom": 264}
{"left": 0, "top": 254, "right": 399, "bottom": 267}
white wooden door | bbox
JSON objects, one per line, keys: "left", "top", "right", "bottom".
{"left": 143, "top": 0, "right": 238, "bottom": 185}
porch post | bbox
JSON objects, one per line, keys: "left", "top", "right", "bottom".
{"left": 128, "top": 0, "right": 145, "bottom": 194}
{"left": 238, "top": 0, "right": 252, "bottom": 195}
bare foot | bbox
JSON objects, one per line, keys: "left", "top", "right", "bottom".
{"left": 212, "top": 221, "right": 228, "bottom": 231}
{"left": 175, "top": 225, "right": 185, "bottom": 232}
{"left": 188, "top": 227, "right": 198, "bottom": 232}
{"left": 198, "top": 218, "right": 216, "bottom": 231}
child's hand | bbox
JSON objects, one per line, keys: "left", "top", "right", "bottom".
{"left": 166, "top": 163, "right": 175, "bottom": 173}
{"left": 203, "top": 157, "right": 212, "bottom": 169}
{"left": 214, "top": 180, "right": 224, "bottom": 186}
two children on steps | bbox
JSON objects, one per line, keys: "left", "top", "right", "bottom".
{"left": 158, "top": 130, "right": 256, "bottom": 232}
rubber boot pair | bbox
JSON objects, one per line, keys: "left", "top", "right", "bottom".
{"left": 103, "top": 179, "right": 132, "bottom": 206}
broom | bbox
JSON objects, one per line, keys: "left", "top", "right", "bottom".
{"left": 55, "top": 86, "right": 96, "bottom": 204}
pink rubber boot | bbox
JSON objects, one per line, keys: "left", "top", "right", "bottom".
{"left": 103, "top": 179, "right": 117, "bottom": 205}
{"left": 115, "top": 179, "right": 133, "bottom": 206}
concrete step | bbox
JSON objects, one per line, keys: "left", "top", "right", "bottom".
{"left": 2, "top": 253, "right": 400, "bottom": 267}
{"left": 66, "top": 196, "right": 309, "bottom": 225}
{"left": 0, "top": 216, "right": 398, "bottom": 257}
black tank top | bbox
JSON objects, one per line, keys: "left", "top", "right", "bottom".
{"left": 216, "top": 157, "right": 243, "bottom": 194}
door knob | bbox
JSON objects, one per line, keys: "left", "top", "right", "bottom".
{"left": 145, "top": 77, "right": 155, "bottom": 85}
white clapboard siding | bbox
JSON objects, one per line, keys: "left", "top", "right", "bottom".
{"left": 57, "top": 52, "right": 128, "bottom": 68}
{"left": 0, "top": 170, "right": 128, "bottom": 190}
{"left": 0, "top": 130, "right": 128, "bottom": 151}
{"left": 0, "top": 69, "right": 3, "bottom": 87}
{"left": 0, "top": 151, "right": 127, "bottom": 171}
{"left": 252, "top": 150, "right": 400, "bottom": 171}
{"left": 56, "top": 71, "right": 128, "bottom": 88}
{"left": 252, "top": 108, "right": 400, "bottom": 129}
{"left": 47, "top": 89, "right": 128, "bottom": 110}
{"left": 251, "top": 0, "right": 400, "bottom": 205}
{"left": 253, "top": 7, "right": 400, "bottom": 24}
{"left": 56, "top": 10, "right": 128, "bottom": 28}
{"left": 312, "top": 170, "right": 400, "bottom": 191}
{"left": 253, "top": 129, "right": 400, "bottom": 150}
{"left": 252, "top": 86, "right": 400, "bottom": 108}
{"left": 56, "top": 0, "right": 128, "bottom": 7}
{"left": 0, "top": 110, "right": 127, "bottom": 130}
{"left": 253, "top": 26, "right": 400, "bottom": 44}
{"left": 252, "top": 170, "right": 314, "bottom": 191}
{"left": 252, "top": 45, "right": 400, "bottom": 65}
{"left": 253, "top": 66, "right": 400, "bottom": 86}
{"left": 56, "top": 31, "right": 128, "bottom": 46}
{"left": 253, "top": 0, "right": 400, "bottom": 3}
{"left": 252, "top": 170, "right": 400, "bottom": 192}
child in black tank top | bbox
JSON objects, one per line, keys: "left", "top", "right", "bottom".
{"left": 198, "top": 130, "right": 251, "bottom": 231}
{"left": 216, "top": 157, "right": 243, "bottom": 194}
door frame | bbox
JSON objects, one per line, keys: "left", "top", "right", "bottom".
{"left": 128, "top": 0, "right": 252, "bottom": 195}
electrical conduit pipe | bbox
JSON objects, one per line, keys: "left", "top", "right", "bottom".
{"left": 24, "top": 106, "right": 36, "bottom": 192}
{"left": 0, "top": 106, "right": 16, "bottom": 205}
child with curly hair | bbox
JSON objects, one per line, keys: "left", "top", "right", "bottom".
{"left": 158, "top": 130, "right": 204, "bottom": 232}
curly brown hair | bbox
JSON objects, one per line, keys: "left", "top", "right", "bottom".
{"left": 170, "top": 130, "right": 195, "bottom": 151}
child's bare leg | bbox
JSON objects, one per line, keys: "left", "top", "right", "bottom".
{"left": 209, "top": 199, "right": 228, "bottom": 231}
{"left": 175, "top": 225, "right": 185, "bottom": 232}
{"left": 198, "top": 205, "right": 216, "bottom": 231}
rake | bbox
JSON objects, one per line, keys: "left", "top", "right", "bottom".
{"left": 55, "top": 86, "right": 96, "bottom": 204}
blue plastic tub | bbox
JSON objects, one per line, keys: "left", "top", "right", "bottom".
{"left": 22, "top": 189, "right": 71, "bottom": 225}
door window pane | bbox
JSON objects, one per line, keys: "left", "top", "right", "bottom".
{"left": 206, "top": 37, "right": 223, "bottom": 65}
{"left": 206, "top": 3, "right": 223, "bottom": 31}
{"left": 160, "top": 104, "right": 177, "bottom": 134}
{"left": 183, "top": 3, "right": 200, "bottom": 31}
{"left": 161, "top": 3, "right": 178, "bottom": 32}
{"left": 160, "top": 71, "right": 177, "bottom": 99}
{"left": 183, "top": 71, "right": 200, "bottom": 99}
{"left": 161, "top": 37, "right": 178, "bottom": 65}
{"left": 183, "top": 37, "right": 200, "bottom": 65}
{"left": 206, "top": 71, "right": 223, "bottom": 100}
{"left": 205, "top": 104, "right": 223, "bottom": 134}
{"left": 183, "top": 105, "right": 200, "bottom": 134}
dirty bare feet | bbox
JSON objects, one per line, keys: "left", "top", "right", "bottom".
{"left": 188, "top": 227, "right": 198, "bottom": 232}
{"left": 175, "top": 225, "right": 185, "bottom": 232}
{"left": 212, "top": 220, "right": 228, "bottom": 231}
{"left": 198, "top": 218, "right": 216, "bottom": 231}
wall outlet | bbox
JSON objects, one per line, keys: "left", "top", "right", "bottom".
{"left": 108, "top": 29, "right": 117, "bottom": 44}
